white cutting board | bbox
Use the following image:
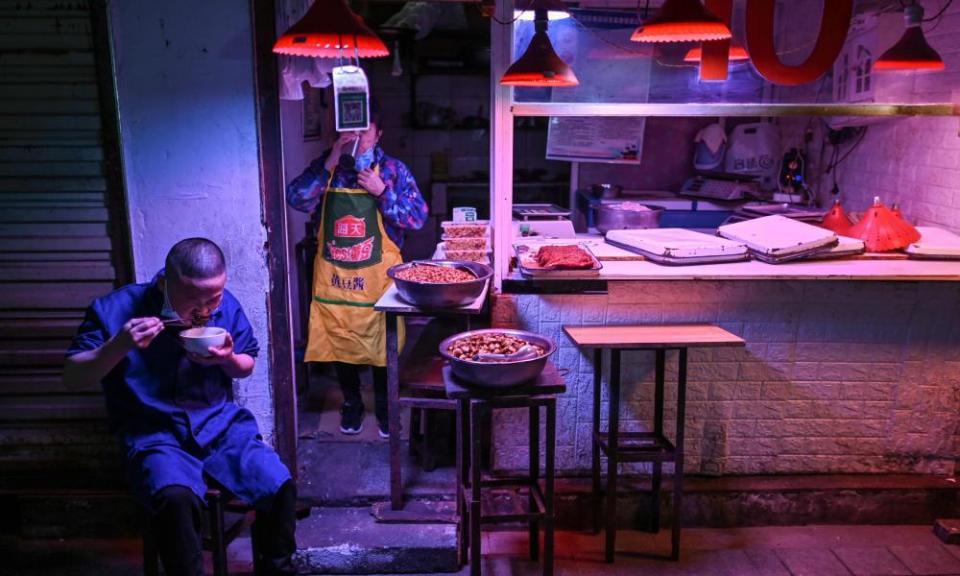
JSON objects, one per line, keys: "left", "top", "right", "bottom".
{"left": 605, "top": 228, "right": 748, "bottom": 258}
{"left": 906, "top": 226, "right": 960, "bottom": 257}
{"left": 719, "top": 215, "right": 837, "bottom": 257}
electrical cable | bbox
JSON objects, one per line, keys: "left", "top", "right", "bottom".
{"left": 923, "top": 0, "right": 955, "bottom": 21}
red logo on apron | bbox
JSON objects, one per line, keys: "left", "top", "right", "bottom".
{"left": 326, "top": 237, "right": 375, "bottom": 263}
{"left": 333, "top": 215, "right": 366, "bottom": 238}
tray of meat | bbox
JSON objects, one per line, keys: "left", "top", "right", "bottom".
{"left": 515, "top": 244, "right": 602, "bottom": 277}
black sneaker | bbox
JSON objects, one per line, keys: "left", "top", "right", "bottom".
{"left": 339, "top": 402, "right": 364, "bottom": 435}
{"left": 377, "top": 419, "right": 389, "bottom": 439}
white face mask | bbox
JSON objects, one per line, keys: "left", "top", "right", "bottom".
{"left": 354, "top": 147, "right": 375, "bottom": 172}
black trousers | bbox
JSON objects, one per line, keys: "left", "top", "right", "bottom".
{"left": 151, "top": 480, "right": 297, "bottom": 576}
{"left": 333, "top": 361, "right": 387, "bottom": 421}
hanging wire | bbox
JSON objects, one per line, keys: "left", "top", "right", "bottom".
{"left": 923, "top": 0, "right": 955, "bottom": 21}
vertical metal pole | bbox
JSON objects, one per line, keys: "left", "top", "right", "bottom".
{"left": 672, "top": 348, "right": 688, "bottom": 561}
{"left": 457, "top": 399, "right": 469, "bottom": 566}
{"left": 591, "top": 348, "right": 602, "bottom": 534}
{"left": 529, "top": 402, "right": 540, "bottom": 561}
{"left": 386, "top": 312, "right": 402, "bottom": 510}
{"left": 490, "top": 0, "right": 515, "bottom": 291}
{"left": 470, "top": 400, "right": 483, "bottom": 576}
{"left": 652, "top": 348, "right": 665, "bottom": 532}
{"left": 544, "top": 398, "right": 556, "bottom": 576}
{"left": 605, "top": 349, "right": 621, "bottom": 563}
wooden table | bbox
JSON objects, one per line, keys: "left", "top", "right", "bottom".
{"left": 373, "top": 282, "right": 489, "bottom": 521}
{"left": 563, "top": 324, "right": 744, "bottom": 562}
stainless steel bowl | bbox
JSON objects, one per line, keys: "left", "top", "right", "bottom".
{"left": 387, "top": 260, "right": 492, "bottom": 309}
{"left": 596, "top": 203, "right": 665, "bottom": 234}
{"left": 439, "top": 329, "right": 556, "bottom": 388}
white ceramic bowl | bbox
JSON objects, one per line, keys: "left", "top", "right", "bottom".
{"left": 180, "top": 327, "right": 227, "bottom": 356}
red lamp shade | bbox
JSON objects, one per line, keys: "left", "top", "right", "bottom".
{"left": 847, "top": 197, "right": 921, "bottom": 252}
{"left": 501, "top": 7, "right": 578, "bottom": 88}
{"left": 684, "top": 42, "right": 749, "bottom": 63}
{"left": 273, "top": 0, "right": 389, "bottom": 58}
{"left": 874, "top": 4, "right": 945, "bottom": 72}
{"left": 821, "top": 200, "right": 854, "bottom": 235}
{"left": 631, "top": 0, "right": 732, "bottom": 43}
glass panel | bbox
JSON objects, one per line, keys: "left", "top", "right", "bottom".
{"left": 509, "top": 2, "right": 955, "bottom": 109}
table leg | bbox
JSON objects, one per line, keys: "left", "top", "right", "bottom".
{"left": 470, "top": 400, "right": 483, "bottom": 576}
{"left": 456, "top": 399, "right": 468, "bottom": 566}
{"left": 591, "top": 348, "right": 602, "bottom": 535}
{"left": 544, "top": 398, "right": 556, "bottom": 576}
{"left": 651, "top": 348, "right": 665, "bottom": 533}
{"left": 529, "top": 402, "right": 540, "bottom": 561}
{"left": 386, "top": 312, "right": 402, "bottom": 511}
{"left": 672, "top": 348, "right": 688, "bottom": 561}
{"left": 605, "top": 349, "right": 621, "bottom": 563}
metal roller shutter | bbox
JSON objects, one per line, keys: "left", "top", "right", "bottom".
{"left": 0, "top": 0, "right": 132, "bottom": 490}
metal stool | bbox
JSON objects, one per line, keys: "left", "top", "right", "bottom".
{"left": 447, "top": 363, "right": 565, "bottom": 576}
{"left": 563, "top": 324, "right": 744, "bottom": 562}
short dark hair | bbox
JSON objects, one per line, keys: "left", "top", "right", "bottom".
{"left": 165, "top": 238, "right": 226, "bottom": 280}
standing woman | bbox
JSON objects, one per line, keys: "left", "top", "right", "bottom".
{"left": 287, "top": 101, "right": 427, "bottom": 437}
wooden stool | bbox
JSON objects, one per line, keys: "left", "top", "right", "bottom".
{"left": 563, "top": 324, "right": 744, "bottom": 562}
{"left": 143, "top": 488, "right": 255, "bottom": 576}
{"left": 447, "top": 363, "right": 566, "bottom": 576}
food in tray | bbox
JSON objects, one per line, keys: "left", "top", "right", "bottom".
{"left": 395, "top": 264, "right": 476, "bottom": 284}
{"left": 446, "top": 332, "right": 546, "bottom": 362}
{"left": 535, "top": 245, "right": 595, "bottom": 269}
{"left": 441, "top": 236, "right": 489, "bottom": 251}
{"left": 444, "top": 249, "right": 489, "bottom": 263}
{"left": 440, "top": 220, "right": 489, "bottom": 238}
{"left": 609, "top": 201, "right": 652, "bottom": 212}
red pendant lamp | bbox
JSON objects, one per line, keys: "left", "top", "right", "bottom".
{"left": 501, "top": 4, "right": 578, "bottom": 87}
{"left": 631, "top": 0, "right": 732, "bottom": 43}
{"left": 874, "top": 3, "right": 945, "bottom": 72}
{"left": 273, "top": 0, "right": 389, "bottom": 58}
{"left": 684, "top": 42, "right": 749, "bottom": 62}
{"left": 847, "top": 197, "right": 921, "bottom": 252}
{"left": 821, "top": 199, "right": 854, "bottom": 235}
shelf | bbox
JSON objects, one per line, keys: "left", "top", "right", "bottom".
{"left": 505, "top": 257, "right": 960, "bottom": 283}
{"left": 511, "top": 102, "right": 959, "bottom": 118}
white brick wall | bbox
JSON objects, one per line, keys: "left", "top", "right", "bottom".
{"left": 492, "top": 281, "right": 960, "bottom": 476}
{"left": 810, "top": 1, "right": 960, "bottom": 231}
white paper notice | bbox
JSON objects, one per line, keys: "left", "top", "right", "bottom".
{"left": 539, "top": 16, "right": 652, "bottom": 164}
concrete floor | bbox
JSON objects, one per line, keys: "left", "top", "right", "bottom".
{"left": 5, "top": 524, "right": 960, "bottom": 575}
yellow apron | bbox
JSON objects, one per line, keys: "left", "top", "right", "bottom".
{"left": 305, "top": 166, "right": 403, "bottom": 367}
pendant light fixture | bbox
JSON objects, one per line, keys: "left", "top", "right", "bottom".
{"left": 515, "top": 0, "right": 570, "bottom": 21}
{"left": 684, "top": 42, "right": 748, "bottom": 63}
{"left": 874, "top": 2, "right": 945, "bottom": 72}
{"left": 501, "top": 0, "right": 578, "bottom": 87}
{"left": 273, "top": 0, "right": 389, "bottom": 58}
{"left": 631, "top": 0, "right": 732, "bottom": 43}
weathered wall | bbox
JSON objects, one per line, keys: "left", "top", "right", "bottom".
{"left": 493, "top": 282, "right": 960, "bottom": 476}
{"left": 110, "top": 1, "right": 276, "bottom": 440}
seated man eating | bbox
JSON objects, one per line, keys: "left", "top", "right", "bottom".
{"left": 63, "top": 237, "right": 296, "bottom": 576}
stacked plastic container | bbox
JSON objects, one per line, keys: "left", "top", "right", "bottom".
{"left": 439, "top": 220, "right": 491, "bottom": 265}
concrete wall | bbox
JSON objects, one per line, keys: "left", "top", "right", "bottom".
{"left": 493, "top": 281, "right": 960, "bottom": 476}
{"left": 110, "top": 1, "right": 276, "bottom": 440}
